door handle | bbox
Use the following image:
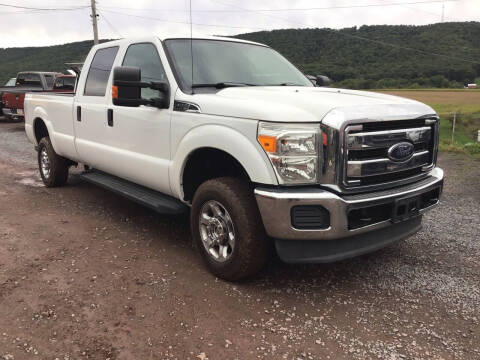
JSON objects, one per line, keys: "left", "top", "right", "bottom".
{"left": 76, "top": 106, "right": 81, "bottom": 122}
{"left": 107, "top": 109, "right": 113, "bottom": 127}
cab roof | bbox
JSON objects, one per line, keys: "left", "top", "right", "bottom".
{"left": 93, "top": 35, "right": 267, "bottom": 49}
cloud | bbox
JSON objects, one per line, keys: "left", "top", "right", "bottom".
{"left": 0, "top": 0, "right": 478, "bottom": 48}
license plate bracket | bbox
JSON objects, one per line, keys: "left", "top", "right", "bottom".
{"left": 392, "top": 195, "right": 420, "bottom": 223}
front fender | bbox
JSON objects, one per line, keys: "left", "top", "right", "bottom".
{"left": 170, "top": 123, "right": 278, "bottom": 199}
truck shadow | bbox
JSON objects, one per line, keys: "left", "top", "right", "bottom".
{"left": 69, "top": 174, "right": 410, "bottom": 286}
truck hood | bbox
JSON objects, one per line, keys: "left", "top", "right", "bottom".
{"left": 180, "top": 87, "right": 436, "bottom": 124}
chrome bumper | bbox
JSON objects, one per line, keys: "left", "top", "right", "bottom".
{"left": 255, "top": 167, "right": 443, "bottom": 241}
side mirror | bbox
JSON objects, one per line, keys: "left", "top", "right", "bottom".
{"left": 112, "top": 66, "right": 170, "bottom": 109}
{"left": 315, "top": 75, "right": 330, "bottom": 87}
{"left": 306, "top": 75, "right": 317, "bottom": 86}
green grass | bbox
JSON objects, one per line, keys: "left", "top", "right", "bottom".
{"left": 434, "top": 107, "right": 480, "bottom": 158}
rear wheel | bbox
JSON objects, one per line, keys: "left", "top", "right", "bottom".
{"left": 191, "top": 177, "right": 269, "bottom": 281}
{"left": 38, "top": 137, "right": 69, "bottom": 187}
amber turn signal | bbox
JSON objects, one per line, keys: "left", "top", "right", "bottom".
{"left": 258, "top": 135, "right": 277, "bottom": 153}
{"left": 112, "top": 85, "right": 118, "bottom": 99}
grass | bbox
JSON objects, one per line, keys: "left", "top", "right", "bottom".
{"left": 374, "top": 89, "right": 480, "bottom": 158}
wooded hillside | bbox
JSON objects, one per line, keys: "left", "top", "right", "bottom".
{"left": 1, "top": 22, "right": 479, "bottom": 89}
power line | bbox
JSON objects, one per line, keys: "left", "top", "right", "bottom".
{"left": 98, "top": 11, "right": 123, "bottom": 39}
{"left": 211, "top": 0, "right": 480, "bottom": 65}
{"left": 98, "top": 0, "right": 459, "bottom": 13}
{"left": 99, "top": 9, "right": 266, "bottom": 30}
{"left": 0, "top": 3, "right": 88, "bottom": 11}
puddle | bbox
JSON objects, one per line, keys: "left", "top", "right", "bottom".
{"left": 16, "top": 178, "right": 44, "bottom": 187}
{"left": 15, "top": 171, "right": 44, "bottom": 187}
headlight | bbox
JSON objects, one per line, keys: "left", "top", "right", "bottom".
{"left": 258, "top": 122, "right": 320, "bottom": 184}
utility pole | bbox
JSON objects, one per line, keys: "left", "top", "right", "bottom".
{"left": 441, "top": 1, "right": 445, "bottom": 22}
{"left": 90, "top": 0, "right": 99, "bottom": 45}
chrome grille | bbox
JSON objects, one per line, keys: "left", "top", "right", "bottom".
{"left": 343, "top": 119, "right": 437, "bottom": 189}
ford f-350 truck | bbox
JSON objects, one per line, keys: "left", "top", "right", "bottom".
{"left": 24, "top": 36, "right": 443, "bottom": 280}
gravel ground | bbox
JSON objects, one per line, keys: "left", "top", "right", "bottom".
{"left": 0, "top": 118, "right": 479, "bottom": 360}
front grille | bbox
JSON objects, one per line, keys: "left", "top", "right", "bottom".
{"left": 343, "top": 118, "right": 437, "bottom": 189}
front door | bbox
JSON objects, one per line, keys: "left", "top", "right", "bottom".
{"left": 103, "top": 42, "right": 172, "bottom": 195}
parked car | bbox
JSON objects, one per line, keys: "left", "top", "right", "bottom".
{"left": 2, "top": 71, "right": 60, "bottom": 121}
{"left": 24, "top": 36, "right": 443, "bottom": 280}
{"left": 0, "top": 77, "right": 16, "bottom": 116}
{"left": 53, "top": 74, "right": 77, "bottom": 93}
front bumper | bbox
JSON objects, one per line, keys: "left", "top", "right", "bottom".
{"left": 255, "top": 167, "right": 443, "bottom": 243}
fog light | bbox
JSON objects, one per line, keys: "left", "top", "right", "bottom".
{"left": 291, "top": 206, "right": 330, "bottom": 230}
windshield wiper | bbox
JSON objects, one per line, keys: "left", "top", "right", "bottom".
{"left": 268, "top": 82, "right": 305, "bottom": 86}
{"left": 191, "top": 82, "right": 257, "bottom": 89}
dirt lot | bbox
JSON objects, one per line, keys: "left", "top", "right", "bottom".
{"left": 0, "top": 119, "right": 479, "bottom": 360}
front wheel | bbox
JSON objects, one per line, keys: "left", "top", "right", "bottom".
{"left": 38, "top": 137, "right": 69, "bottom": 187}
{"left": 191, "top": 177, "right": 269, "bottom": 281}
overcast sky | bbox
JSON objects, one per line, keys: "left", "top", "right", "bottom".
{"left": 0, "top": 0, "right": 478, "bottom": 48}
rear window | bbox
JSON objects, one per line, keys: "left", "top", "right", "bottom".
{"left": 16, "top": 73, "right": 42, "bottom": 87}
{"left": 84, "top": 46, "right": 119, "bottom": 96}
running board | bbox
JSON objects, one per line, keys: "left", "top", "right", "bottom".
{"left": 79, "top": 171, "right": 188, "bottom": 215}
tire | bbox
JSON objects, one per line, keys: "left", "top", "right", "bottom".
{"left": 37, "top": 137, "right": 69, "bottom": 187}
{"left": 191, "top": 177, "right": 269, "bottom": 281}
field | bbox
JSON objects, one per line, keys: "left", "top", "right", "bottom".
{"left": 375, "top": 89, "right": 480, "bottom": 157}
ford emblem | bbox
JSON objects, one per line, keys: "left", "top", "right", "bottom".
{"left": 388, "top": 142, "right": 415, "bottom": 162}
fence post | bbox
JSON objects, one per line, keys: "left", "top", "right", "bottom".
{"left": 451, "top": 111, "right": 456, "bottom": 143}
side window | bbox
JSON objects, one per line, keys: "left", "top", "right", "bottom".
{"left": 44, "top": 75, "right": 54, "bottom": 89}
{"left": 122, "top": 43, "right": 167, "bottom": 100}
{"left": 54, "top": 77, "right": 63, "bottom": 89}
{"left": 64, "top": 77, "right": 76, "bottom": 90}
{"left": 84, "top": 46, "right": 119, "bottom": 96}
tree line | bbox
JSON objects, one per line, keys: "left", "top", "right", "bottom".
{"left": 1, "top": 22, "right": 479, "bottom": 89}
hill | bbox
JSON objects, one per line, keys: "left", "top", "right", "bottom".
{"left": 1, "top": 22, "right": 479, "bottom": 89}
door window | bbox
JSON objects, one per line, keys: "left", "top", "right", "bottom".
{"left": 122, "top": 43, "right": 167, "bottom": 100}
{"left": 84, "top": 46, "right": 119, "bottom": 96}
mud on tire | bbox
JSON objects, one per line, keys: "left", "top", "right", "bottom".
{"left": 38, "top": 136, "right": 69, "bottom": 187}
{"left": 191, "top": 177, "right": 269, "bottom": 281}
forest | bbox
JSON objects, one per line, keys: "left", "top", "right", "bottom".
{"left": 1, "top": 22, "right": 479, "bottom": 89}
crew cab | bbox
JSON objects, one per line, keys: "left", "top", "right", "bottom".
{"left": 24, "top": 36, "right": 443, "bottom": 280}
{"left": 2, "top": 71, "right": 60, "bottom": 120}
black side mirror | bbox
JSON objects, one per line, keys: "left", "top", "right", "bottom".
{"left": 315, "top": 75, "right": 330, "bottom": 87}
{"left": 112, "top": 66, "right": 170, "bottom": 109}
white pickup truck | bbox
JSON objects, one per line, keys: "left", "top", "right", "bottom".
{"left": 25, "top": 36, "right": 443, "bottom": 280}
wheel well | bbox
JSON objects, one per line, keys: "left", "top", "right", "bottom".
{"left": 34, "top": 118, "right": 49, "bottom": 143}
{"left": 182, "top": 148, "right": 251, "bottom": 202}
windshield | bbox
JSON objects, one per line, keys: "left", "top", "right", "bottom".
{"left": 164, "top": 39, "right": 312, "bottom": 91}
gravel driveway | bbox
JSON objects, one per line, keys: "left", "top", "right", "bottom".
{"left": 0, "top": 119, "right": 479, "bottom": 360}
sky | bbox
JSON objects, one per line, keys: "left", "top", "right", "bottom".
{"left": 0, "top": 0, "right": 479, "bottom": 48}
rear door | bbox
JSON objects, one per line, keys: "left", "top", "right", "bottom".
{"left": 73, "top": 46, "right": 119, "bottom": 169}
{"left": 103, "top": 42, "right": 172, "bottom": 194}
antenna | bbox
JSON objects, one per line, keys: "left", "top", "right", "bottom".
{"left": 189, "top": 0, "right": 194, "bottom": 94}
